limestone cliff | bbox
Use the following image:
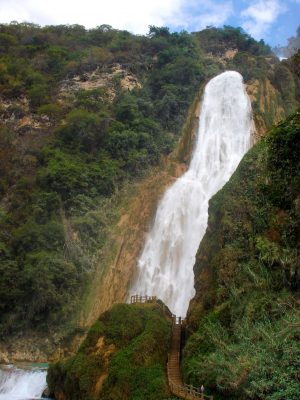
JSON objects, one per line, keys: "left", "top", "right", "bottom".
{"left": 82, "top": 85, "right": 202, "bottom": 328}
{"left": 246, "top": 78, "right": 285, "bottom": 138}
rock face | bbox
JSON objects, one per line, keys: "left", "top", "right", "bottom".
{"left": 47, "top": 302, "right": 172, "bottom": 400}
{"left": 83, "top": 167, "right": 182, "bottom": 326}
{"left": 0, "top": 331, "right": 85, "bottom": 363}
{"left": 82, "top": 85, "right": 202, "bottom": 328}
{"left": 183, "top": 110, "right": 300, "bottom": 399}
{"left": 246, "top": 78, "right": 285, "bottom": 138}
{"left": 58, "top": 64, "right": 141, "bottom": 103}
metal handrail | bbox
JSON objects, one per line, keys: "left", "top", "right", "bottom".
{"left": 130, "top": 294, "right": 157, "bottom": 303}
{"left": 169, "top": 380, "right": 213, "bottom": 400}
{"left": 131, "top": 296, "right": 213, "bottom": 400}
{"left": 167, "top": 315, "right": 213, "bottom": 400}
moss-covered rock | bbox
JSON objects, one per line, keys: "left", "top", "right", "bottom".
{"left": 47, "top": 302, "right": 172, "bottom": 400}
{"left": 184, "top": 110, "right": 300, "bottom": 399}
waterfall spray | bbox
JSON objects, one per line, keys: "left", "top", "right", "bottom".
{"left": 0, "top": 364, "right": 47, "bottom": 400}
{"left": 130, "top": 71, "right": 253, "bottom": 316}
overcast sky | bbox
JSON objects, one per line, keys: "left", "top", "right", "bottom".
{"left": 0, "top": 0, "right": 299, "bottom": 46}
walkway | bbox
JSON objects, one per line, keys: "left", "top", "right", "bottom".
{"left": 167, "top": 317, "right": 213, "bottom": 400}
{"left": 130, "top": 295, "right": 213, "bottom": 400}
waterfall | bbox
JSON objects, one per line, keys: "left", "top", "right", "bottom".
{"left": 130, "top": 71, "right": 253, "bottom": 316}
{"left": 0, "top": 364, "right": 47, "bottom": 400}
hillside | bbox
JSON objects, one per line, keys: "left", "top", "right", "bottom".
{"left": 0, "top": 23, "right": 205, "bottom": 360}
{"left": 47, "top": 302, "right": 172, "bottom": 400}
{"left": 44, "top": 109, "right": 299, "bottom": 400}
{"left": 0, "top": 23, "right": 299, "bottom": 362}
{"left": 184, "top": 110, "right": 300, "bottom": 399}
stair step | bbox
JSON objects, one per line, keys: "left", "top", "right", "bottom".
{"left": 168, "top": 318, "right": 210, "bottom": 400}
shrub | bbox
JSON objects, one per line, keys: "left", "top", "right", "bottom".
{"left": 37, "top": 103, "right": 62, "bottom": 120}
{"left": 28, "top": 83, "right": 50, "bottom": 107}
{"left": 57, "top": 108, "right": 107, "bottom": 152}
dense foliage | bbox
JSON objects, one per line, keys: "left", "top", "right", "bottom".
{"left": 0, "top": 22, "right": 298, "bottom": 341}
{"left": 194, "top": 26, "right": 272, "bottom": 57}
{"left": 183, "top": 110, "right": 300, "bottom": 399}
{"left": 47, "top": 303, "right": 172, "bottom": 400}
{"left": 0, "top": 23, "right": 207, "bottom": 336}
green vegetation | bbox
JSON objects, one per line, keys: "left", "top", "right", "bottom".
{"left": 47, "top": 302, "right": 172, "bottom": 400}
{"left": 0, "top": 22, "right": 298, "bottom": 344}
{"left": 193, "top": 26, "right": 276, "bottom": 83}
{"left": 194, "top": 26, "right": 300, "bottom": 129}
{"left": 0, "top": 21, "right": 299, "bottom": 400}
{"left": 183, "top": 110, "right": 300, "bottom": 399}
{"left": 0, "top": 23, "right": 207, "bottom": 337}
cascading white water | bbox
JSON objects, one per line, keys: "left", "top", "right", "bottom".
{"left": 0, "top": 364, "right": 47, "bottom": 400}
{"left": 130, "top": 71, "right": 253, "bottom": 316}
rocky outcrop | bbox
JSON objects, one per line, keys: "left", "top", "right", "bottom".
{"left": 58, "top": 64, "right": 141, "bottom": 104}
{"left": 246, "top": 78, "right": 285, "bottom": 138}
{"left": 47, "top": 302, "right": 172, "bottom": 400}
{"left": 83, "top": 159, "right": 189, "bottom": 327}
{"left": 0, "top": 330, "right": 85, "bottom": 363}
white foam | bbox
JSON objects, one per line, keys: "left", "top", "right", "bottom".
{"left": 0, "top": 364, "right": 47, "bottom": 400}
{"left": 130, "top": 71, "right": 253, "bottom": 316}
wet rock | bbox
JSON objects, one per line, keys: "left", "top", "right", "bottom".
{"left": 42, "top": 387, "right": 52, "bottom": 398}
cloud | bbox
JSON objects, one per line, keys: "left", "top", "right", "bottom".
{"left": 241, "top": 0, "right": 286, "bottom": 39}
{"left": 169, "top": 0, "right": 234, "bottom": 31}
{"left": 0, "top": 0, "right": 171, "bottom": 33}
{"left": 0, "top": 0, "right": 183, "bottom": 33}
{"left": 0, "top": 0, "right": 234, "bottom": 34}
{"left": 0, "top": 1, "right": 31, "bottom": 23}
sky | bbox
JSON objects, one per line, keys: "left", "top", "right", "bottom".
{"left": 0, "top": 0, "right": 299, "bottom": 47}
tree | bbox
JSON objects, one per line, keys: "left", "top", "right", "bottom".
{"left": 148, "top": 26, "right": 170, "bottom": 38}
{"left": 57, "top": 108, "right": 108, "bottom": 152}
{"left": 28, "top": 83, "right": 50, "bottom": 107}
